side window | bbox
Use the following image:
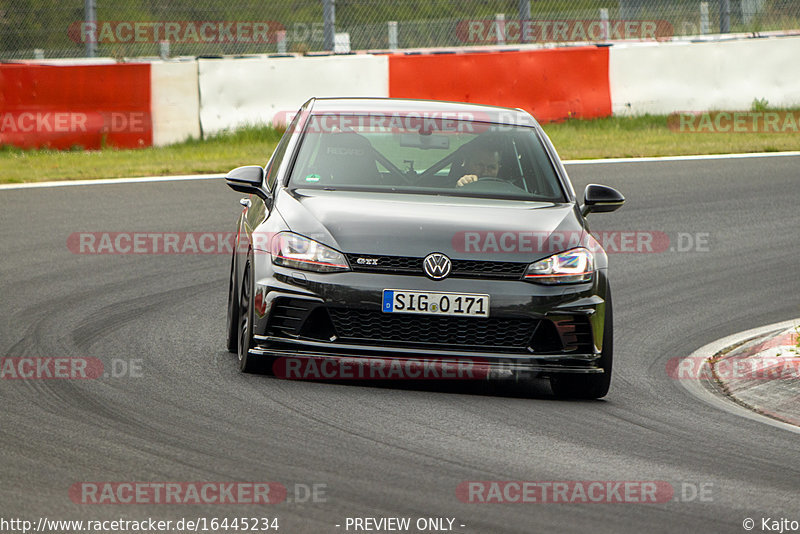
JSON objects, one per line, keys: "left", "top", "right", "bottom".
{"left": 265, "top": 110, "right": 304, "bottom": 191}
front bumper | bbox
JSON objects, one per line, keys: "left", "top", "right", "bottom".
{"left": 251, "top": 339, "right": 603, "bottom": 378}
{"left": 250, "top": 265, "right": 609, "bottom": 377}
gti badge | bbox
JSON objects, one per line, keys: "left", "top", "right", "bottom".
{"left": 423, "top": 253, "right": 452, "bottom": 280}
{"left": 356, "top": 257, "right": 379, "bottom": 265}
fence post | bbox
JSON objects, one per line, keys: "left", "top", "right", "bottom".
{"left": 700, "top": 2, "right": 709, "bottom": 34}
{"left": 323, "top": 0, "right": 335, "bottom": 52}
{"left": 277, "top": 31, "right": 287, "bottom": 54}
{"left": 159, "top": 40, "right": 169, "bottom": 60}
{"left": 388, "top": 21, "right": 398, "bottom": 50}
{"left": 599, "top": 8, "right": 610, "bottom": 41}
{"left": 495, "top": 13, "right": 505, "bottom": 45}
{"left": 84, "top": 0, "right": 97, "bottom": 57}
{"left": 518, "top": 0, "right": 531, "bottom": 43}
{"left": 720, "top": 0, "right": 731, "bottom": 33}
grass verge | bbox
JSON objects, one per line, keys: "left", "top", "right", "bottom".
{"left": 1, "top": 114, "right": 799, "bottom": 184}
{"left": 0, "top": 126, "right": 284, "bottom": 184}
{"left": 545, "top": 113, "right": 800, "bottom": 160}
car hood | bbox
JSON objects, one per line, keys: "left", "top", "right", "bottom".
{"left": 274, "top": 188, "right": 585, "bottom": 262}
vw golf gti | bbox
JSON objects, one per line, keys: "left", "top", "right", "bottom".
{"left": 225, "top": 97, "right": 624, "bottom": 398}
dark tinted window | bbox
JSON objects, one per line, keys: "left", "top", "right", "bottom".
{"left": 265, "top": 109, "right": 304, "bottom": 191}
{"left": 289, "top": 113, "right": 565, "bottom": 202}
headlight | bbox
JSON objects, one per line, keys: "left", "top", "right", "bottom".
{"left": 524, "top": 248, "right": 594, "bottom": 284}
{"left": 270, "top": 232, "right": 350, "bottom": 273}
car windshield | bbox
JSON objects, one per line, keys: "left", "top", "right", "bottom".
{"left": 287, "top": 113, "right": 566, "bottom": 202}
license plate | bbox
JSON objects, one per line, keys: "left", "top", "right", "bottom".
{"left": 382, "top": 290, "right": 490, "bottom": 318}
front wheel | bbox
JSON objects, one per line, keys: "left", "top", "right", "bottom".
{"left": 236, "top": 265, "right": 262, "bottom": 373}
{"left": 550, "top": 295, "right": 613, "bottom": 399}
{"left": 225, "top": 256, "right": 238, "bottom": 353}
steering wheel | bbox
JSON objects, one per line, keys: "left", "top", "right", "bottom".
{"left": 459, "top": 176, "right": 524, "bottom": 193}
{"left": 481, "top": 175, "right": 528, "bottom": 190}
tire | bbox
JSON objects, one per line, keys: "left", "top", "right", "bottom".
{"left": 236, "top": 265, "right": 262, "bottom": 373}
{"left": 225, "top": 256, "right": 239, "bottom": 353}
{"left": 550, "top": 294, "right": 613, "bottom": 399}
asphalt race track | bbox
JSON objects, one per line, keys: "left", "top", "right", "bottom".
{"left": 1, "top": 155, "right": 798, "bottom": 533}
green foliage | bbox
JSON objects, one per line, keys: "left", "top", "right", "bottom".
{"left": 793, "top": 323, "right": 800, "bottom": 354}
{"left": 549, "top": 114, "right": 667, "bottom": 131}
{"left": 751, "top": 98, "right": 770, "bottom": 112}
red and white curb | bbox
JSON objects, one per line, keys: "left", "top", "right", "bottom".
{"left": 679, "top": 319, "right": 800, "bottom": 434}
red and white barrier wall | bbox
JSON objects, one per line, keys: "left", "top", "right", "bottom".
{"left": 2, "top": 35, "right": 799, "bottom": 150}
{"left": 0, "top": 63, "right": 151, "bottom": 149}
{"left": 389, "top": 47, "right": 611, "bottom": 121}
{"left": 609, "top": 37, "right": 800, "bottom": 115}
{"left": 197, "top": 55, "right": 388, "bottom": 135}
{"left": 151, "top": 61, "right": 201, "bottom": 146}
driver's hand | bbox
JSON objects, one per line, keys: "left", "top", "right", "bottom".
{"left": 456, "top": 175, "right": 478, "bottom": 187}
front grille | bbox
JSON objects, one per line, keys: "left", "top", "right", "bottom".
{"left": 266, "top": 299, "right": 595, "bottom": 355}
{"left": 347, "top": 255, "right": 421, "bottom": 274}
{"left": 346, "top": 254, "right": 527, "bottom": 280}
{"left": 451, "top": 259, "right": 527, "bottom": 278}
{"left": 327, "top": 308, "right": 537, "bottom": 350}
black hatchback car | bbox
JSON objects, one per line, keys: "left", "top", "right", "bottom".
{"left": 225, "top": 97, "right": 624, "bottom": 398}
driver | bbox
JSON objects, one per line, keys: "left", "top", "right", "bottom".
{"left": 456, "top": 148, "right": 500, "bottom": 187}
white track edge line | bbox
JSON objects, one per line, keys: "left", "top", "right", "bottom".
{"left": 563, "top": 151, "right": 800, "bottom": 165}
{"left": 2, "top": 151, "right": 800, "bottom": 190}
{"left": 0, "top": 173, "right": 222, "bottom": 190}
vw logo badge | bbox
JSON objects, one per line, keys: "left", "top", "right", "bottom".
{"left": 423, "top": 253, "right": 452, "bottom": 280}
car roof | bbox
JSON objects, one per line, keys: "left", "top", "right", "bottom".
{"left": 307, "top": 97, "right": 539, "bottom": 128}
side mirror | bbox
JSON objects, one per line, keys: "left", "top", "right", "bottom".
{"left": 581, "top": 184, "right": 625, "bottom": 216}
{"left": 225, "top": 165, "right": 270, "bottom": 201}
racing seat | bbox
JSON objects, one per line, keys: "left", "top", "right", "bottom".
{"left": 311, "top": 133, "right": 379, "bottom": 186}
